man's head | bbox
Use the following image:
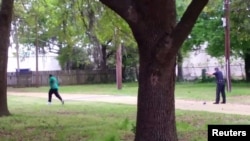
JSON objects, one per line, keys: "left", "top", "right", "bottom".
{"left": 215, "top": 67, "right": 219, "bottom": 71}
{"left": 49, "top": 74, "right": 53, "bottom": 78}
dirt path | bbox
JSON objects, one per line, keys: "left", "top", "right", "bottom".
{"left": 8, "top": 92, "right": 250, "bottom": 116}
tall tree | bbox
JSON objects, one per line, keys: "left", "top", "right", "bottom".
{"left": 14, "top": 0, "right": 135, "bottom": 71}
{"left": 201, "top": 0, "right": 250, "bottom": 81}
{"left": 0, "top": 0, "right": 14, "bottom": 116}
{"left": 176, "top": 0, "right": 192, "bottom": 82}
{"left": 99, "top": 0, "right": 208, "bottom": 140}
{"left": 230, "top": 0, "right": 250, "bottom": 81}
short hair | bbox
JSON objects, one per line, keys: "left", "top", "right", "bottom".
{"left": 215, "top": 67, "right": 219, "bottom": 71}
{"left": 49, "top": 74, "right": 53, "bottom": 77}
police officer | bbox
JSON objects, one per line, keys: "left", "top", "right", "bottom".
{"left": 207, "top": 67, "right": 226, "bottom": 104}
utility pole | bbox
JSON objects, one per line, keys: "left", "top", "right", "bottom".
{"left": 224, "top": 0, "right": 231, "bottom": 92}
{"left": 115, "top": 28, "right": 122, "bottom": 90}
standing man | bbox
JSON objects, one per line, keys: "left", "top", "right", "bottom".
{"left": 48, "top": 74, "right": 64, "bottom": 105}
{"left": 207, "top": 67, "right": 226, "bottom": 104}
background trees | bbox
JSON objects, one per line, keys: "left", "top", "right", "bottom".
{"left": 185, "top": 0, "right": 250, "bottom": 81}
{"left": 230, "top": 0, "right": 250, "bottom": 81}
{"left": 13, "top": 0, "right": 136, "bottom": 73}
{"left": 11, "top": 0, "right": 250, "bottom": 82}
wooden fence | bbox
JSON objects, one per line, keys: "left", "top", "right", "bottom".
{"left": 7, "top": 70, "right": 116, "bottom": 87}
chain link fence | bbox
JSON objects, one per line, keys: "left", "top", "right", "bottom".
{"left": 182, "top": 64, "right": 245, "bottom": 81}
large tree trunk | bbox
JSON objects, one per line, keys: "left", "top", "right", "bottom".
{"left": 0, "top": 0, "right": 14, "bottom": 116}
{"left": 136, "top": 53, "right": 177, "bottom": 140}
{"left": 244, "top": 53, "right": 250, "bottom": 82}
{"left": 99, "top": 0, "right": 208, "bottom": 140}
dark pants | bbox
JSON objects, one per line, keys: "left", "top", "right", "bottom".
{"left": 215, "top": 83, "right": 226, "bottom": 103}
{"left": 48, "top": 88, "right": 63, "bottom": 102}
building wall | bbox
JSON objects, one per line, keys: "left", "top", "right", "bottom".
{"left": 7, "top": 55, "right": 61, "bottom": 72}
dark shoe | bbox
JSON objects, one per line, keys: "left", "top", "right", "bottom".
{"left": 221, "top": 102, "right": 226, "bottom": 104}
{"left": 213, "top": 102, "right": 219, "bottom": 104}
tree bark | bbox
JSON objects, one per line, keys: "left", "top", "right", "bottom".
{"left": 177, "top": 51, "right": 184, "bottom": 82}
{"left": 0, "top": 0, "right": 14, "bottom": 116}
{"left": 136, "top": 54, "right": 177, "bottom": 140}
{"left": 99, "top": 0, "right": 208, "bottom": 140}
{"left": 101, "top": 44, "right": 107, "bottom": 70}
{"left": 244, "top": 53, "right": 250, "bottom": 82}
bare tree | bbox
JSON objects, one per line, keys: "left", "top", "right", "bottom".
{"left": 99, "top": 0, "right": 208, "bottom": 140}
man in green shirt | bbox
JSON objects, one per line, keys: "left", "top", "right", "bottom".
{"left": 48, "top": 74, "right": 64, "bottom": 105}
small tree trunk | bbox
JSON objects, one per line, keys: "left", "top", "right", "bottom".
{"left": 244, "top": 53, "right": 250, "bottom": 82}
{"left": 177, "top": 51, "right": 184, "bottom": 82}
{"left": 101, "top": 45, "right": 107, "bottom": 70}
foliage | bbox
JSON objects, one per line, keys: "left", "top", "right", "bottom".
{"left": 230, "top": 0, "right": 250, "bottom": 57}
{"left": 13, "top": 0, "right": 137, "bottom": 70}
{"left": 96, "top": 6, "right": 137, "bottom": 70}
{"left": 178, "top": 0, "right": 223, "bottom": 56}
{"left": 188, "top": 0, "right": 250, "bottom": 59}
{"left": 57, "top": 46, "right": 91, "bottom": 69}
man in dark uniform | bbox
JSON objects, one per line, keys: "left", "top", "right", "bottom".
{"left": 207, "top": 67, "right": 226, "bottom": 104}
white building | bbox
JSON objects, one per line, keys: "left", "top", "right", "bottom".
{"left": 182, "top": 48, "right": 245, "bottom": 80}
{"left": 7, "top": 47, "right": 61, "bottom": 72}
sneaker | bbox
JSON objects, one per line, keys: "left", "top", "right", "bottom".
{"left": 48, "top": 102, "right": 52, "bottom": 105}
{"left": 221, "top": 102, "right": 226, "bottom": 104}
{"left": 213, "top": 102, "right": 219, "bottom": 104}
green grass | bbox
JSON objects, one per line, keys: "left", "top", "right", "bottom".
{"left": 174, "top": 82, "right": 250, "bottom": 104}
{"left": 8, "top": 82, "right": 250, "bottom": 102}
{"left": 2, "top": 96, "right": 136, "bottom": 141}
{"left": 1, "top": 96, "right": 250, "bottom": 141}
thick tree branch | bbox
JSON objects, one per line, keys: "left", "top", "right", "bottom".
{"left": 171, "top": 0, "right": 209, "bottom": 54}
{"left": 99, "top": 0, "right": 138, "bottom": 24}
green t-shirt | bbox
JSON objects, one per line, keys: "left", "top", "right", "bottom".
{"left": 49, "top": 76, "right": 59, "bottom": 89}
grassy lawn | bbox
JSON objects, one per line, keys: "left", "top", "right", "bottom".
{"left": 1, "top": 96, "right": 250, "bottom": 141}
{"left": 8, "top": 82, "right": 250, "bottom": 103}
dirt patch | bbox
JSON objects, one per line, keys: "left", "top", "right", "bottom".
{"left": 228, "top": 95, "right": 250, "bottom": 104}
